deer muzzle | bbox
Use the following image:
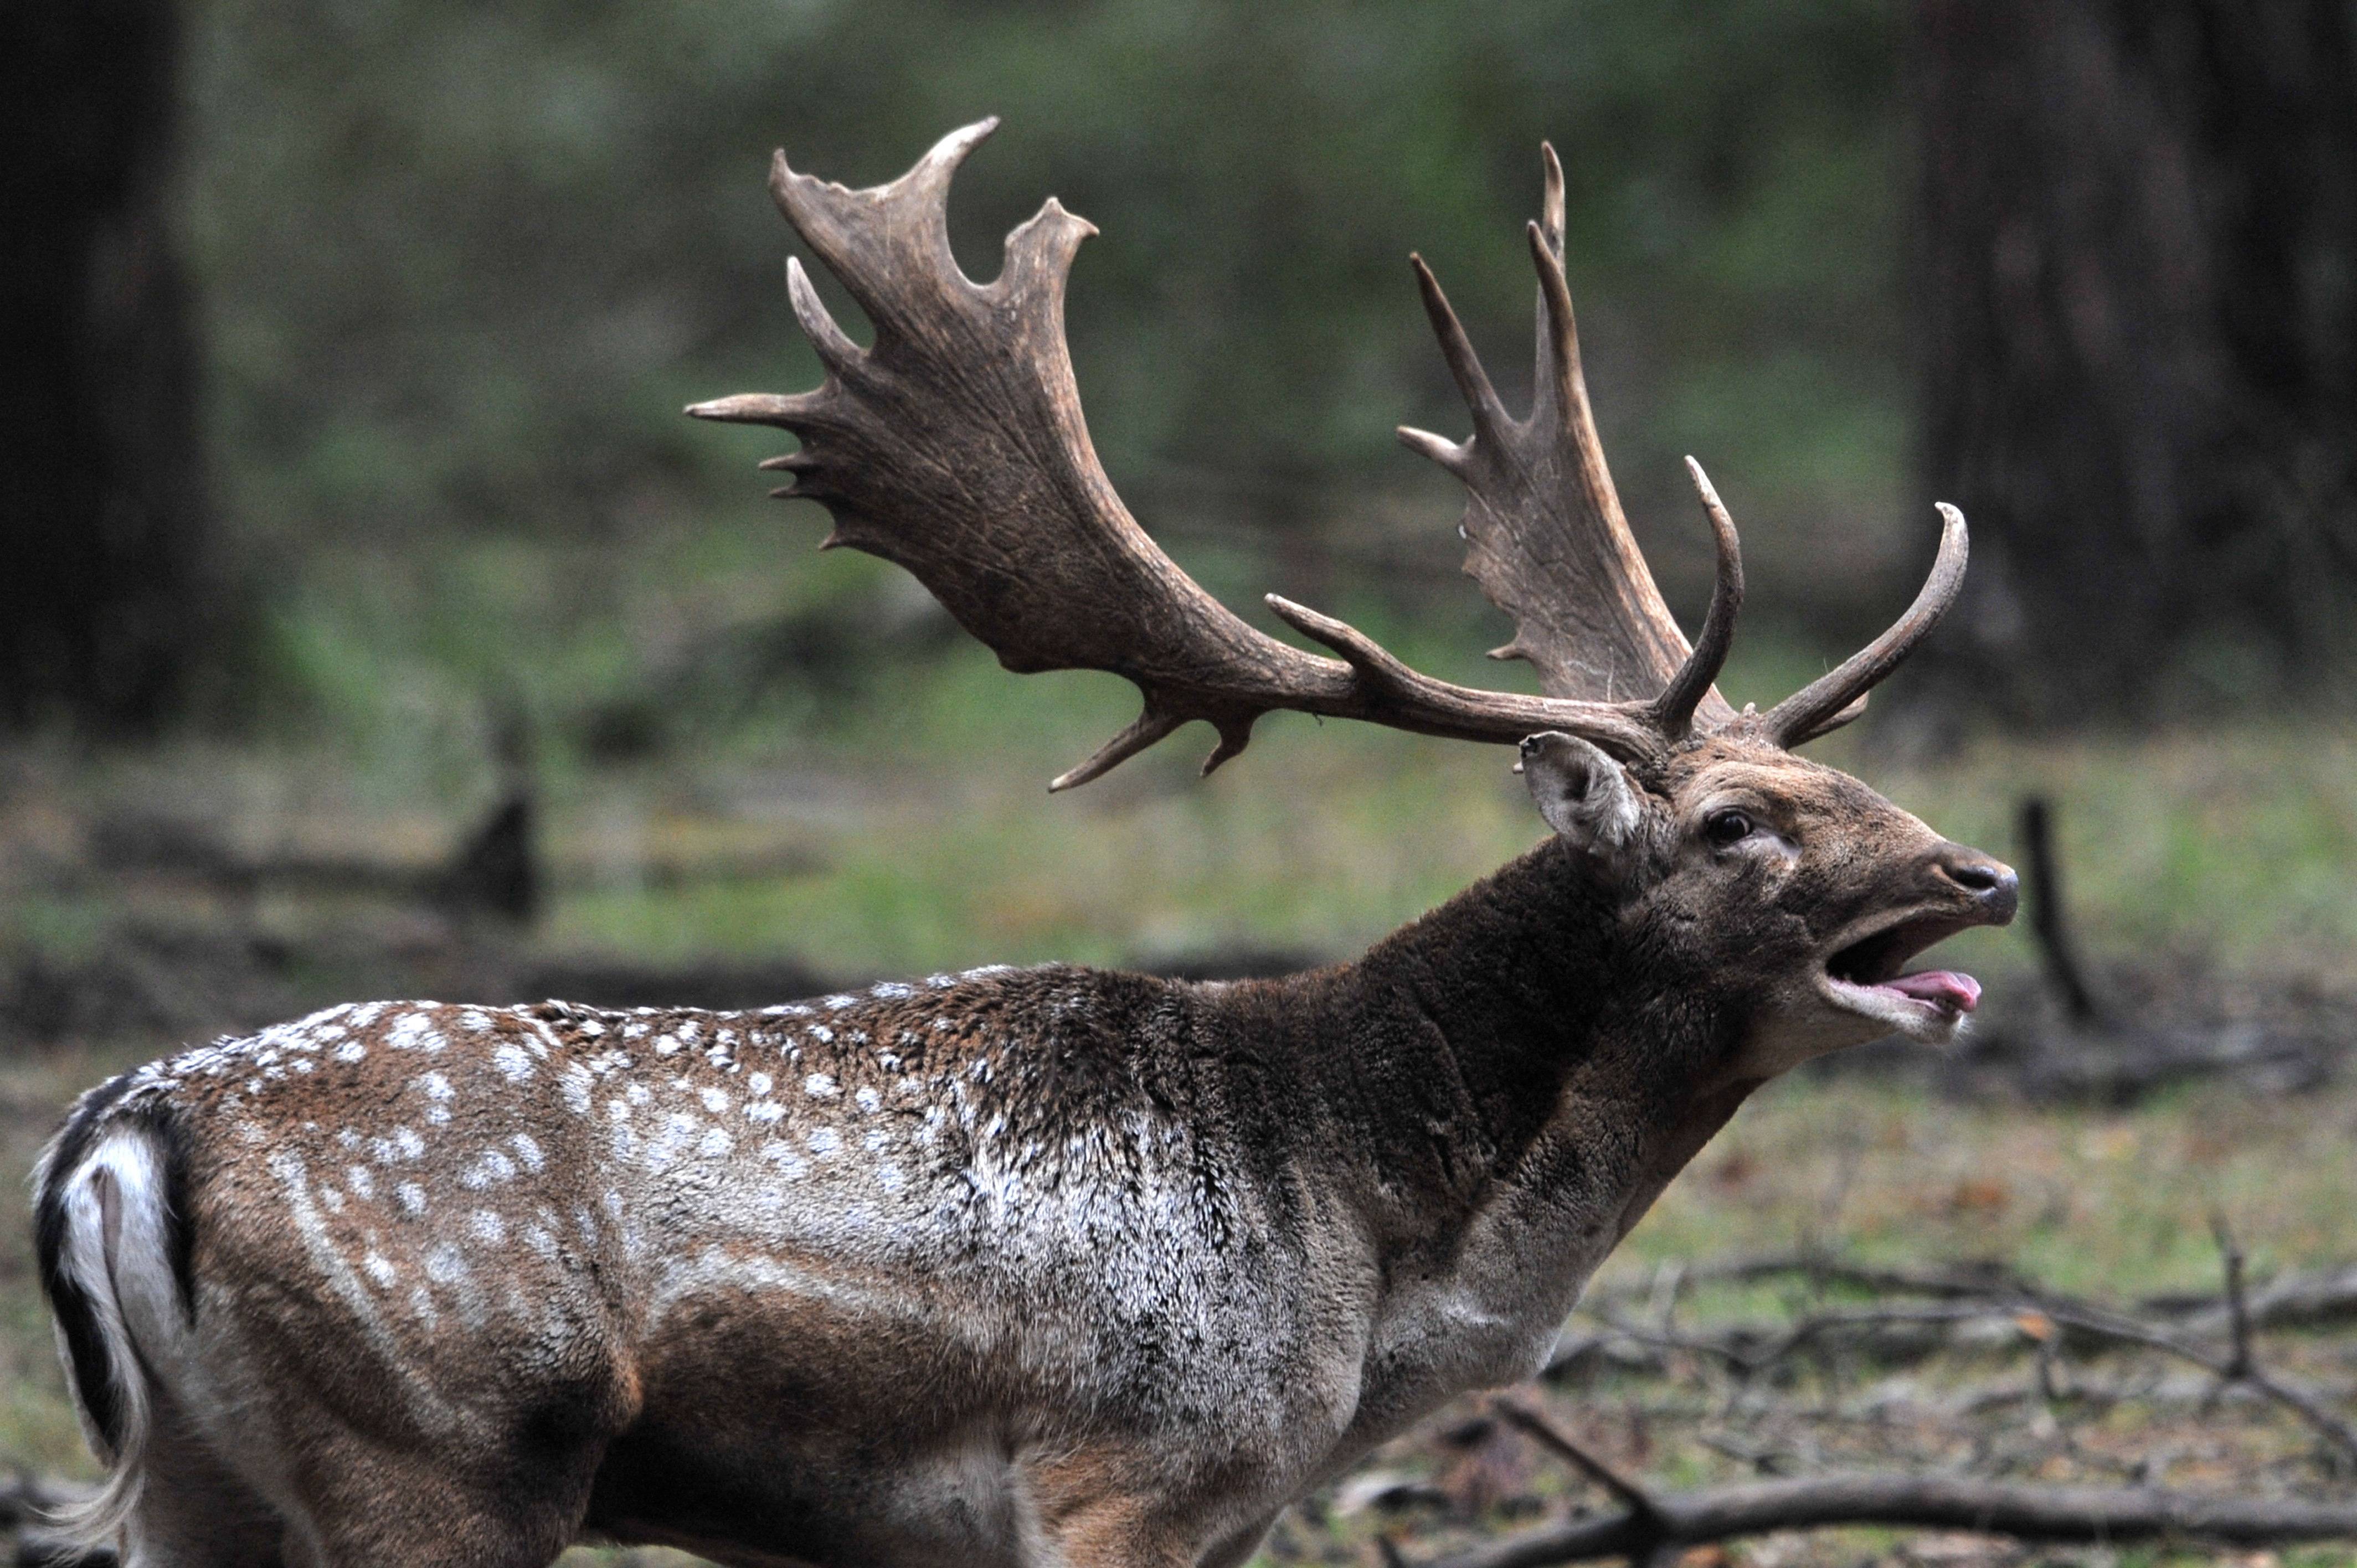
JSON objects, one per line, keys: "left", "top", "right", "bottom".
{"left": 1818, "top": 843, "right": 2018, "bottom": 1041}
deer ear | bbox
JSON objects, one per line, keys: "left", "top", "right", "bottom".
{"left": 1518, "top": 732, "right": 1641, "bottom": 865}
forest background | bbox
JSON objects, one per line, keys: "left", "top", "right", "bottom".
{"left": 6, "top": 3, "right": 2357, "bottom": 1564}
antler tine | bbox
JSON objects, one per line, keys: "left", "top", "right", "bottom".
{"left": 1525, "top": 218, "right": 1594, "bottom": 439}
{"left": 1540, "top": 143, "right": 1567, "bottom": 251}
{"left": 785, "top": 256, "right": 862, "bottom": 380}
{"left": 1532, "top": 143, "right": 1568, "bottom": 405}
{"left": 1410, "top": 255, "right": 1509, "bottom": 440}
{"left": 765, "top": 119, "right": 997, "bottom": 333}
{"left": 1648, "top": 458, "right": 1745, "bottom": 738}
{"left": 1761, "top": 504, "right": 1969, "bottom": 747}
{"left": 1048, "top": 708, "right": 1187, "bottom": 795}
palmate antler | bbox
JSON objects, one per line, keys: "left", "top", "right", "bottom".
{"left": 691, "top": 120, "right": 1967, "bottom": 786}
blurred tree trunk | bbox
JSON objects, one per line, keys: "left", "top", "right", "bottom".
{"left": 1914, "top": 2, "right": 2357, "bottom": 719}
{"left": 0, "top": 0, "right": 217, "bottom": 731}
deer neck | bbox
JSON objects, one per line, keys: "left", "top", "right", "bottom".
{"left": 1233, "top": 837, "right": 1756, "bottom": 1384}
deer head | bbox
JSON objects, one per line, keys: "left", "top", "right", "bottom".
{"left": 1520, "top": 728, "right": 2011, "bottom": 1082}
{"left": 691, "top": 120, "right": 2014, "bottom": 1064}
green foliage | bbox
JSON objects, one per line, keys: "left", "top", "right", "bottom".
{"left": 186, "top": 0, "right": 1906, "bottom": 633}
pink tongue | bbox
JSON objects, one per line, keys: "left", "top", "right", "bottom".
{"left": 1883, "top": 970, "right": 1980, "bottom": 1013}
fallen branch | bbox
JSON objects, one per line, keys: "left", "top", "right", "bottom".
{"left": 1491, "top": 1404, "right": 1660, "bottom": 1524}
{"left": 1586, "top": 1250, "right": 2357, "bottom": 1334}
{"left": 1565, "top": 1259, "right": 2357, "bottom": 1462}
{"left": 1580, "top": 1251, "right": 2040, "bottom": 1307}
{"left": 1415, "top": 1472, "right": 2357, "bottom": 1568}
{"left": 2161, "top": 1262, "right": 2357, "bottom": 1335}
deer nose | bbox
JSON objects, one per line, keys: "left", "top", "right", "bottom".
{"left": 1934, "top": 847, "right": 2019, "bottom": 922}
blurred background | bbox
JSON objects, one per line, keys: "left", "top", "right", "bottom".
{"left": 5, "top": 2, "right": 2357, "bottom": 1562}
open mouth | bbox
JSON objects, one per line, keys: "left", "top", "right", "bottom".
{"left": 1821, "top": 912, "right": 1981, "bottom": 1029}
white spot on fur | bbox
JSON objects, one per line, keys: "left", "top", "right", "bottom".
{"left": 805, "top": 1073, "right": 837, "bottom": 1098}
{"left": 363, "top": 1253, "right": 397, "bottom": 1288}
{"left": 748, "top": 1072, "right": 773, "bottom": 1096}
{"left": 347, "top": 1167, "right": 375, "bottom": 1199}
{"left": 511, "top": 1133, "right": 544, "bottom": 1170}
{"left": 461, "top": 1149, "right": 517, "bottom": 1189}
{"left": 397, "top": 1182, "right": 428, "bottom": 1215}
{"left": 469, "top": 1210, "right": 507, "bottom": 1245}
{"left": 492, "top": 1044, "right": 533, "bottom": 1082}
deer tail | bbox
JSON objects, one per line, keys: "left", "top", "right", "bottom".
{"left": 32, "top": 1082, "right": 197, "bottom": 1551}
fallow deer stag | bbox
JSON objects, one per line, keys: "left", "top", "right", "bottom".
{"left": 38, "top": 121, "right": 2016, "bottom": 1568}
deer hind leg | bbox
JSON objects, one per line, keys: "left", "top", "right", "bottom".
{"left": 272, "top": 1436, "right": 603, "bottom": 1568}
{"left": 114, "top": 1398, "right": 287, "bottom": 1568}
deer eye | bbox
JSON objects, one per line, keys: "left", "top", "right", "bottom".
{"left": 1704, "top": 809, "right": 1755, "bottom": 847}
